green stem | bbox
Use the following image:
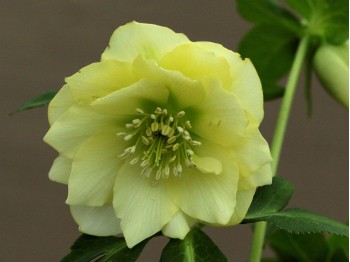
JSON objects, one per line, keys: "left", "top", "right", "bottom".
{"left": 248, "top": 35, "right": 310, "bottom": 262}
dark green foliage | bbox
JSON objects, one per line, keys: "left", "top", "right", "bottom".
{"left": 160, "top": 227, "right": 228, "bottom": 262}
{"left": 236, "top": 0, "right": 301, "bottom": 101}
{"left": 62, "top": 234, "right": 150, "bottom": 262}
{"left": 243, "top": 177, "right": 348, "bottom": 237}
{"left": 285, "top": 0, "right": 349, "bottom": 44}
{"left": 236, "top": 0, "right": 301, "bottom": 33}
{"left": 266, "top": 229, "right": 349, "bottom": 262}
{"left": 245, "top": 176, "right": 294, "bottom": 220}
{"left": 10, "top": 90, "right": 56, "bottom": 115}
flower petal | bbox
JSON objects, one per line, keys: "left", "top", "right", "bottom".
{"left": 48, "top": 84, "right": 74, "bottom": 125}
{"left": 235, "top": 128, "right": 273, "bottom": 190}
{"left": 48, "top": 155, "right": 72, "bottom": 184}
{"left": 167, "top": 140, "right": 239, "bottom": 224}
{"left": 239, "top": 163, "right": 272, "bottom": 190}
{"left": 162, "top": 211, "right": 196, "bottom": 239}
{"left": 101, "top": 21, "right": 189, "bottom": 62}
{"left": 160, "top": 43, "right": 232, "bottom": 89}
{"left": 70, "top": 204, "right": 121, "bottom": 236}
{"left": 132, "top": 56, "right": 206, "bottom": 109}
{"left": 197, "top": 41, "right": 264, "bottom": 123}
{"left": 66, "top": 131, "right": 122, "bottom": 206}
{"left": 227, "top": 189, "right": 256, "bottom": 225}
{"left": 113, "top": 164, "right": 178, "bottom": 248}
{"left": 66, "top": 60, "right": 135, "bottom": 103}
{"left": 191, "top": 155, "right": 222, "bottom": 175}
{"left": 44, "top": 105, "right": 116, "bottom": 158}
{"left": 91, "top": 78, "right": 169, "bottom": 116}
{"left": 190, "top": 80, "right": 248, "bottom": 147}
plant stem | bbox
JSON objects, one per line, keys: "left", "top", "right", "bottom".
{"left": 248, "top": 35, "right": 310, "bottom": 262}
{"left": 270, "top": 36, "right": 310, "bottom": 176}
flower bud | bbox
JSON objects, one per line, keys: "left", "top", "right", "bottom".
{"left": 313, "top": 41, "right": 349, "bottom": 108}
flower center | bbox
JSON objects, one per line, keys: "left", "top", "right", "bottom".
{"left": 117, "top": 107, "right": 201, "bottom": 183}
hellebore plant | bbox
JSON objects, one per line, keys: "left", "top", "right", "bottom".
{"left": 43, "top": 22, "right": 273, "bottom": 248}
{"left": 12, "top": 0, "right": 348, "bottom": 261}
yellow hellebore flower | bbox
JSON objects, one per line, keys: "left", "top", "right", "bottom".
{"left": 44, "top": 22, "right": 272, "bottom": 248}
{"left": 313, "top": 40, "right": 349, "bottom": 108}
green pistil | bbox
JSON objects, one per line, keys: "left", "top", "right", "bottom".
{"left": 117, "top": 107, "right": 201, "bottom": 183}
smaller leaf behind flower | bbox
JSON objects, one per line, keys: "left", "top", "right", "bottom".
{"left": 160, "top": 227, "right": 228, "bottom": 262}
{"left": 238, "top": 25, "right": 298, "bottom": 101}
{"left": 266, "top": 209, "right": 349, "bottom": 237}
{"left": 9, "top": 90, "right": 57, "bottom": 115}
{"left": 242, "top": 177, "right": 348, "bottom": 237}
{"left": 266, "top": 228, "right": 349, "bottom": 262}
{"left": 245, "top": 176, "right": 294, "bottom": 220}
{"left": 62, "top": 234, "right": 150, "bottom": 262}
{"left": 236, "top": 0, "right": 301, "bottom": 33}
{"left": 285, "top": 0, "right": 349, "bottom": 44}
{"left": 267, "top": 230, "right": 329, "bottom": 262}
{"left": 326, "top": 234, "right": 349, "bottom": 261}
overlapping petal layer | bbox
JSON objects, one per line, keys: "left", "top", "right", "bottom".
{"left": 102, "top": 22, "right": 189, "bottom": 62}
{"left": 70, "top": 205, "right": 122, "bottom": 236}
{"left": 113, "top": 164, "right": 178, "bottom": 247}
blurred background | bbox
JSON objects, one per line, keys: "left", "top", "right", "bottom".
{"left": 1, "top": 0, "right": 348, "bottom": 261}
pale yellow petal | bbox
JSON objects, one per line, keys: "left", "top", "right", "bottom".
{"left": 66, "top": 60, "right": 135, "bottom": 103}
{"left": 227, "top": 189, "right": 256, "bottom": 225}
{"left": 113, "top": 164, "right": 178, "bottom": 248}
{"left": 91, "top": 78, "right": 169, "bottom": 116}
{"left": 44, "top": 105, "right": 117, "bottom": 158}
{"left": 132, "top": 56, "right": 206, "bottom": 109}
{"left": 190, "top": 80, "right": 248, "bottom": 147}
{"left": 238, "top": 163, "right": 272, "bottom": 190}
{"left": 167, "top": 141, "right": 239, "bottom": 224}
{"left": 197, "top": 41, "right": 264, "bottom": 122}
{"left": 48, "top": 155, "right": 72, "bottom": 184}
{"left": 191, "top": 155, "right": 222, "bottom": 175}
{"left": 160, "top": 43, "right": 232, "bottom": 89}
{"left": 162, "top": 211, "right": 196, "bottom": 239}
{"left": 235, "top": 127, "right": 273, "bottom": 190}
{"left": 231, "top": 59, "right": 264, "bottom": 123}
{"left": 102, "top": 21, "right": 189, "bottom": 62}
{"left": 66, "top": 131, "right": 122, "bottom": 206}
{"left": 48, "top": 84, "right": 74, "bottom": 125}
{"left": 70, "top": 204, "right": 121, "bottom": 236}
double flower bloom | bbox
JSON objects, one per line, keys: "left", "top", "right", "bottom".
{"left": 44, "top": 22, "right": 272, "bottom": 247}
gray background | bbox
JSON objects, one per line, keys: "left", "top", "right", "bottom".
{"left": 1, "top": 1, "right": 348, "bottom": 261}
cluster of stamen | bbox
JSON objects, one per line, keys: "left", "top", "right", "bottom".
{"left": 117, "top": 107, "right": 201, "bottom": 183}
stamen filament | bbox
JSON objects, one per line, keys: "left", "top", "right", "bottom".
{"left": 118, "top": 107, "right": 201, "bottom": 181}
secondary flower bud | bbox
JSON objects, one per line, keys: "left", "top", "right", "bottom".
{"left": 44, "top": 22, "right": 272, "bottom": 248}
{"left": 313, "top": 41, "right": 349, "bottom": 108}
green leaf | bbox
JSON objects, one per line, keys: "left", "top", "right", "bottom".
{"left": 285, "top": 0, "right": 349, "bottom": 44}
{"left": 261, "top": 259, "right": 279, "bottom": 262}
{"left": 284, "top": 0, "right": 314, "bottom": 20}
{"left": 160, "top": 227, "right": 228, "bottom": 262}
{"left": 238, "top": 24, "right": 298, "bottom": 100}
{"left": 62, "top": 234, "right": 150, "bottom": 262}
{"left": 245, "top": 176, "right": 294, "bottom": 220}
{"left": 267, "top": 230, "right": 328, "bottom": 262}
{"left": 266, "top": 229, "right": 349, "bottom": 262}
{"left": 326, "top": 235, "right": 349, "bottom": 262}
{"left": 239, "top": 25, "right": 298, "bottom": 81}
{"left": 261, "top": 81, "right": 285, "bottom": 101}
{"left": 9, "top": 90, "right": 57, "bottom": 115}
{"left": 236, "top": 0, "right": 301, "bottom": 33}
{"left": 266, "top": 209, "right": 349, "bottom": 237}
{"left": 244, "top": 208, "right": 348, "bottom": 237}
{"left": 243, "top": 179, "right": 348, "bottom": 237}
